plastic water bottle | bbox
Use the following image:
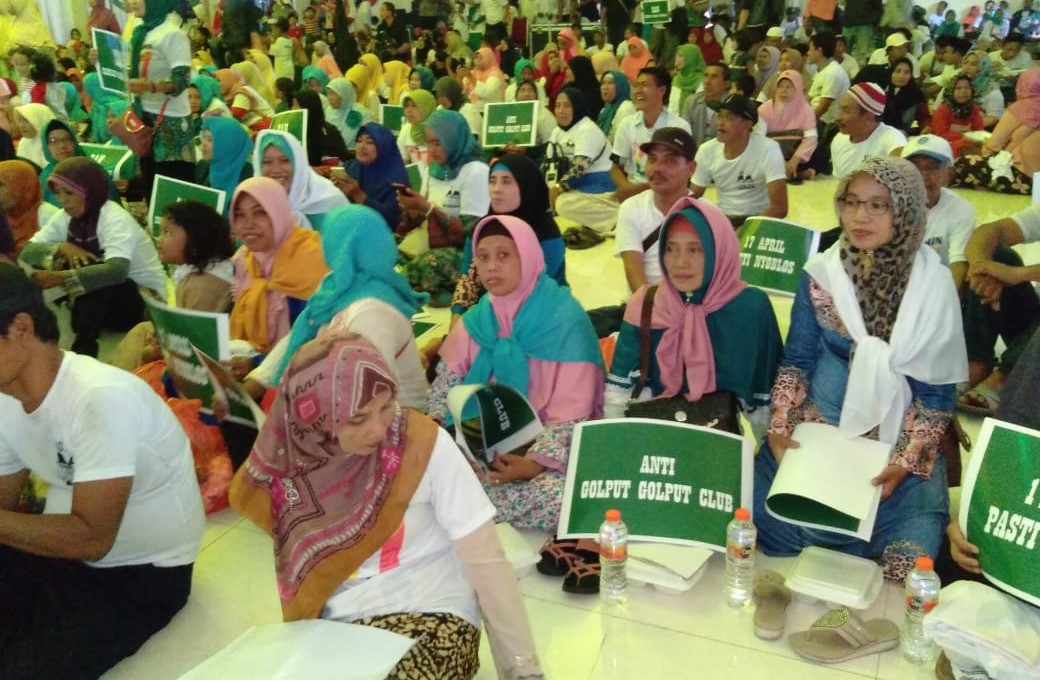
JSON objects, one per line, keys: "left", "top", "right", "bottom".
{"left": 725, "top": 508, "right": 756, "bottom": 608}
{"left": 599, "top": 509, "right": 628, "bottom": 605}
{"left": 902, "top": 556, "right": 941, "bottom": 663}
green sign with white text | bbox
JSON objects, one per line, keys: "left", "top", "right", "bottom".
{"left": 80, "top": 143, "right": 133, "bottom": 179}
{"left": 642, "top": 0, "right": 670, "bottom": 24}
{"left": 148, "top": 175, "right": 227, "bottom": 238}
{"left": 737, "top": 217, "right": 821, "bottom": 296}
{"left": 380, "top": 105, "right": 404, "bottom": 134}
{"left": 92, "top": 28, "right": 128, "bottom": 96}
{"left": 961, "top": 418, "right": 1040, "bottom": 607}
{"left": 559, "top": 419, "right": 753, "bottom": 550}
{"left": 482, "top": 101, "right": 537, "bottom": 148}
{"left": 270, "top": 109, "right": 308, "bottom": 145}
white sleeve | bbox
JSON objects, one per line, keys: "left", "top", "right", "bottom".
{"left": 574, "top": 121, "right": 609, "bottom": 160}
{"left": 820, "top": 69, "right": 843, "bottom": 100}
{"left": 159, "top": 25, "right": 192, "bottom": 67}
{"left": 1012, "top": 203, "right": 1040, "bottom": 242}
{"left": 96, "top": 203, "right": 148, "bottom": 263}
{"left": 427, "top": 428, "right": 496, "bottom": 541}
{"left": 762, "top": 139, "right": 788, "bottom": 183}
{"left": 0, "top": 411, "right": 26, "bottom": 476}
{"left": 68, "top": 386, "right": 140, "bottom": 483}
{"left": 946, "top": 210, "right": 976, "bottom": 265}
{"left": 458, "top": 163, "right": 490, "bottom": 217}
{"left": 882, "top": 128, "right": 908, "bottom": 154}
{"left": 612, "top": 115, "right": 632, "bottom": 162}
{"left": 691, "top": 144, "right": 713, "bottom": 187}
{"left": 613, "top": 199, "right": 643, "bottom": 256}
{"left": 30, "top": 209, "right": 70, "bottom": 245}
{"left": 982, "top": 88, "right": 1005, "bottom": 119}
{"left": 248, "top": 334, "right": 289, "bottom": 387}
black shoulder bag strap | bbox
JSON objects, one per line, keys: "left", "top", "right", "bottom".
{"left": 630, "top": 285, "right": 659, "bottom": 400}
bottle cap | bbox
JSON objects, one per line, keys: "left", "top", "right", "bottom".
{"left": 605, "top": 509, "right": 621, "bottom": 522}
{"left": 734, "top": 508, "right": 750, "bottom": 521}
{"left": 915, "top": 556, "right": 934, "bottom": 571}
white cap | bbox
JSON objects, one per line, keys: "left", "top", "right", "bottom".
{"left": 766, "top": 26, "right": 784, "bottom": 38}
{"left": 901, "top": 135, "right": 954, "bottom": 165}
{"left": 885, "top": 33, "right": 909, "bottom": 48}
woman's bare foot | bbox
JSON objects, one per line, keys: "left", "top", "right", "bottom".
{"left": 968, "top": 360, "right": 992, "bottom": 388}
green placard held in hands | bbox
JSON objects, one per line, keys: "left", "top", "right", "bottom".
{"left": 558, "top": 419, "right": 753, "bottom": 550}
{"left": 642, "top": 0, "right": 670, "bottom": 24}
{"left": 148, "top": 175, "right": 227, "bottom": 238}
{"left": 737, "top": 217, "right": 821, "bottom": 296}
{"left": 380, "top": 105, "right": 404, "bottom": 134}
{"left": 92, "top": 28, "right": 129, "bottom": 96}
{"left": 80, "top": 143, "right": 133, "bottom": 180}
{"left": 482, "top": 101, "right": 538, "bottom": 148}
{"left": 961, "top": 418, "right": 1040, "bottom": 607}
{"left": 270, "top": 109, "right": 308, "bottom": 145}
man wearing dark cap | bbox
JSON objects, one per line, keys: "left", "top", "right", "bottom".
{"left": 690, "top": 94, "right": 788, "bottom": 228}
{"left": 0, "top": 265, "right": 204, "bottom": 678}
{"left": 614, "top": 127, "right": 697, "bottom": 293}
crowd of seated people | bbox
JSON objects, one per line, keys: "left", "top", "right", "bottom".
{"left": 1, "top": 3, "right": 1038, "bottom": 678}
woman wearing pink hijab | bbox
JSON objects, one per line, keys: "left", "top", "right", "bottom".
{"left": 428, "top": 215, "right": 604, "bottom": 533}
{"left": 604, "top": 197, "right": 782, "bottom": 439}
{"left": 557, "top": 27, "right": 580, "bottom": 61}
{"left": 466, "top": 46, "right": 506, "bottom": 109}
{"left": 620, "top": 36, "right": 652, "bottom": 84}
{"left": 757, "top": 70, "right": 819, "bottom": 180}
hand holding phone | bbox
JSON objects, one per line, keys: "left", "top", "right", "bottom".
{"left": 392, "top": 182, "right": 413, "bottom": 195}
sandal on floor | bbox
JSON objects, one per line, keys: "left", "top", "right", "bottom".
{"left": 752, "top": 570, "right": 791, "bottom": 641}
{"left": 561, "top": 552, "right": 601, "bottom": 595}
{"left": 957, "top": 383, "right": 1000, "bottom": 416}
{"left": 537, "top": 538, "right": 580, "bottom": 576}
{"left": 788, "top": 607, "right": 899, "bottom": 663}
{"left": 935, "top": 651, "right": 954, "bottom": 680}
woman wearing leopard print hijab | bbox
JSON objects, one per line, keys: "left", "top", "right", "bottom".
{"left": 751, "top": 156, "right": 969, "bottom": 583}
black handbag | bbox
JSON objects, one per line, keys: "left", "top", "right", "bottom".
{"left": 623, "top": 285, "right": 741, "bottom": 434}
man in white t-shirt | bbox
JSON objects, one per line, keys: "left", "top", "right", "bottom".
{"left": 691, "top": 94, "right": 788, "bottom": 227}
{"left": 901, "top": 135, "right": 976, "bottom": 291}
{"left": 615, "top": 127, "right": 697, "bottom": 292}
{"left": 830, "top": 82, "right": 907, "bottom": 179}
{"left": 0, "top": 265, "right": 204, "bottom": 678}
{"left": 867, "top": 30, "right": 922, "bottom": 78}
{"left": 807, "top": 31, "right": 851, "bottom": 126}
{"left": 834, "top": 35, "right": 860, "bottom": 80}
{"left": 990, "top": 34, "right": 1034, "bottom": 77}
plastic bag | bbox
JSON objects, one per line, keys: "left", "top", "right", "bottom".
{"left": 166, "top": 398, "right": 234, "bottom": 514}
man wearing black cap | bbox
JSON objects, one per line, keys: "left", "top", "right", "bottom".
{"left": 0, "top": 265, "right": 204, "bottom": 678}
{"left": 690, "top": 94, "right": 788, "bottom": 228}
{"left": 614, "top": 127, "right": 697, "bottom": 293}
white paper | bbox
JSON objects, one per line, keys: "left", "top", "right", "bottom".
{"left": 179, "top": 620, "right": 416, "bottom": 680}
{"left": 628, "top": 542, "right": 713, "bottom": 581}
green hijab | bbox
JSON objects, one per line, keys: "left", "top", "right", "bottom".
{"left": 425, "top": 109, "right": 482, "bottom": 181}
{"left": 83, "top": 72, "right": 122, "bottom": 143}
{"left": 673, "top": 44, "right": 706, "bottom": 112}
{"left": 40, "top": 120, "right": 85, "bottom": 206}
{"left": 513, "top": 58, "right": 536, "bottom": 83}
{"left": 402, "top": 89, "right": 437, "bottom": 145}
{"left": 129, "top": 0, "right": 179, "bottom": 78}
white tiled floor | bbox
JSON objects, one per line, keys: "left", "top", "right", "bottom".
{"left": 101, "top": 179, "right": 1034, "bottom": 679}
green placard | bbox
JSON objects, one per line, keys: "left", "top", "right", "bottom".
{"left": 481, "top": 101, "right": 538, "bottom": 148}
{"left": 144, "top": 296, "right": 225, "bottom": 410}
{"left": 270, "top": 109, "right": 308, "bottom": 145}
{"left": 92, "top": 28, "right": 128, "bottom": 96}
{"left": 380, "top": 105, "right": 404, "bottom": 134}
{"left": 642, "top": 0, "right": 670, "bottom": 24}
{"left": 961, "top": 418, "right": 1040, "bottom": 607}
{"left": 148, "top": 175, "right": 227, "bottom": 238}
{"left": 447, "top": 384, "right": 543, "bottom": 467}
{"left": 559, "top": 419, "right": 753, "bottom": 550}
{"left": 411, "top": 320, "right": 436, "bottom": 337}
{"left": 80, "top": 143, "right": 133, "bottom": 179}
{"left": 737, "top": 217, "right": 821, "bottom": 296}
{"left": 405, "top": 163, "right": 422, "bottom": 191}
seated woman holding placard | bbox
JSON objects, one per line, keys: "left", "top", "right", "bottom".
{"left": 603, "top": 196, "right": 782, "bottom": 441}
{"left": 427, "top": 216, "right": 604, "bottom": 532}
{"left": 752, "top": 156, "right": 968, "bottom": 582}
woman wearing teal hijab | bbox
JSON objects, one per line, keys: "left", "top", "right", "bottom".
{"left": 199, "top": 117, "right": 253, "bottom": 217}
{"left": 595, "top": 70, "right": 633, "bottom": 139}
{"left": 59, "top": 82, "right": 88, "bottom": 123}
{"left": 39, "top": 120, "right": 120, "bottom": 206}
{"left": 424, "top": 109, "right": 484, "bottom": 182}
{"left": 83, "top": 72, "right": 122, "bottom": 143}
{"left": 409, "top": 66, "right": 436, "bottom": 92}
{"left": 192, "top": 74, "right": 225, "bottom": 116}
{"left": 302, "top": 65, "right": 330, "bottom": 93}
{"left": 268, "top": 204, "right": 429, "bottom": 398}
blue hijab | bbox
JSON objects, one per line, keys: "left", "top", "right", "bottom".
{"left": 344, "top": 123, "right": 409, "bottom": 191}
{"left": 203, "top": 117, "right": 253, "bottom": 216}
{"left": 274, "top": 204, "right": 428, "bottom": 382}
{"left": 425, "top": 109, "right": 483, "bottom": 181}
{"left": 83, "top": 72, "right": 122, "bottom": 143}
{"left": 461, "top": 216, "right": 602, "bottom": 396}
{"left": 596, "top": 71, "right": 631, "bottom": 134}
{"left": 60, "top": 82, "right": 88, "bottom": 122}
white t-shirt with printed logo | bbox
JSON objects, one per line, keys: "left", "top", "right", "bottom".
{"left": 548, "top": 117, "right": 614, "bottom": 174}
{"left": 138, "top": 14, "right": 192, "bottom": 117}
{"left": 1012, "top": 203, "right": 1040, "bottom": 242}
{"left": 807, "top": 59, "right": 850, "bottom": 125}
{"left": 692, "top": 134, "right": 787, "bottom": 217}
{"left": 427, "top": 161, "right": 490, "bottom": 219}
{"left": 0, "top": 353, "right": 205, "bottom": 568}
{"left": 830, "top": 123, "right": 907, "bottom": 179}
{"left": 612, "top": 109, "right": 692, "bottom": 183}
{"left": 614, "top": 188, "right": 666, "bottom": 285}
{"left": 923, "top": 188, "right": 975, "bottom": 266}
{"left": 322, "top": 427, "right": 496, "bottom": 627}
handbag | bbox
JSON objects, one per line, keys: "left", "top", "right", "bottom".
{"left": 623, "top": 285, "right": 741, "bottom": 434}
{"left": 108, "top": 99, "right": 168, "bottom": 158}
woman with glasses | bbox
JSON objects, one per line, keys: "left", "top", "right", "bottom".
{"left": 751, "top": 156, "right": 968, "bottom": 583}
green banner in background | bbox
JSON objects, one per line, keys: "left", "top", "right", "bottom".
{"left": 92, "top": 28, "right": 128, "bottom": 96}
{"left": 559, "top": 419, "right": 753, "bottom": 550}
{"left": 148, "top": 175, "right": 227, "bottom": 238}
{"left": 961, "top": 418, "right": 1040, "bottom": 607}
{"left": 737, "top": 217, "right": 821, "bottom": 296}
{"left": 380, "top": 105, "right": 404, "bottom": 135}
{"left": 642, "top": 0, "right": 670, "bottom": 24}
{"left": 270, "top": 109, "right": 308, "bottom": 145}
{"left": 482, "top": 101, "right": 538, "bottom": 148}
{"left": 80, "top": 143, "right": 133, "bottom": 179}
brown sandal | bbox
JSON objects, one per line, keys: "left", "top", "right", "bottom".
{"left": 562, "top": 553, "right": 601, "bottom": 595}
{"left": 537, "top": 538, "right": 580, "bottom": 576}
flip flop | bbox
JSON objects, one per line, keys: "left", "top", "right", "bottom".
{"left": 788, "top": 607, "right": 899, "bottom": 663}
{"left": 752, "top": 570, "right": 792, "bottom": 641}
{"left": 957, "top": 383, "right": 1000, "bottom": 416}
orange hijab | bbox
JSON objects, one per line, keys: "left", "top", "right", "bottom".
{"left": 0, "top": 160, "right": 45, "bottom": 254}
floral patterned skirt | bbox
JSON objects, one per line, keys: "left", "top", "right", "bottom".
{"left": 353, "top": 611, "right": 480, "bottom": 680}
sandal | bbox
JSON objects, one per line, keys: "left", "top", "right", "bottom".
{"left": 537, "top": 538, "right": 580, "bottom": 576}
{"left": 788, "top": 607, "right": 899, "bottom": 663}
{"left": 561, "top": 552, "right": 601, "bottom": 595}
{"left": 752, "top": 570, "right": 791, "bottom": 641}
{"left": 957, "top": 383, "right": 1000, "bottom": 416}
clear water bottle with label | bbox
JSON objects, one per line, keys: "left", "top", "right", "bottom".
{"left": 599, "top": 509, "right": 628, "bottom": 605}
{"left": 725, "top": 508, "right": 756, "bottom": 607}
{"left": 902, "top": 556, "right": 941, "bottom": 664}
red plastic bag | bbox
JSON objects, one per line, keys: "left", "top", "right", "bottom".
{"left": 166, "top": 398, "right": 234, "bottom": 514}
{"left": 132, "top": 359, "right": 168, "bottom": 398}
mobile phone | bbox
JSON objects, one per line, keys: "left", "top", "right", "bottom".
{"left": 392, "top": 182, "right": 411, "bottom": 194}
{"left": 330, "top": 167, "right": 348, "bottom": 180}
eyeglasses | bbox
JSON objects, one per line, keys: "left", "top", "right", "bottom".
{"left": 47, "top": 136, "right": 74, "bottom": 145}
{"left": 836, "top": 196, "right": 893, "bottom": 216}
